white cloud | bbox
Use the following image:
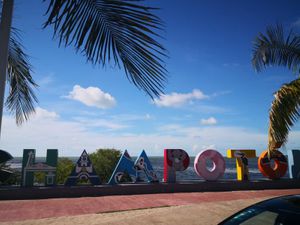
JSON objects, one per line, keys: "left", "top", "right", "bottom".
{"left": 201, "top": 117, "right": 217, "bottom": 125}
{"left": 157, "top": 124, "right": 269, "bottom": 152}
{"left": 153, "top": 89, "right": 208, "bottom": 107}
{"left": 38, "top": 75, "right": 54, "bottom": 87}
{"left": 65, "top": 85, "right": 116, "bottom": 109}
{"left": 158, "top": 124, "right": 182, "bottom": 132}
{"left": 110, "top": 113, "right": 153, "bottom": 122}
{"left": 211, "top": 91, "right": 232, "bottom": 98}
{"left": 72, "top": 117, "right": 127, "bottom": 130}
{"left": 34, "top": 107, "right": 59, "bottom": 120}
{"left": 2, "top": 110, "right": 300, "bottom": 157}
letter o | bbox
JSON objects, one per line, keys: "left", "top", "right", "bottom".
{"left": 194, "top": 149, "right": 225, "bottom": 181}
{"left": 258, "top": 150, "right": 287, "bottom": 179}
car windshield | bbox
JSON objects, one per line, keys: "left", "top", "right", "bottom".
{"left": 219, "top": 206, "right": 299, "bottom": 225}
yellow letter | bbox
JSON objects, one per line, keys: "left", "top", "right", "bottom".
{"left": 227, "top": 149, "right": 256, "bottom": 181}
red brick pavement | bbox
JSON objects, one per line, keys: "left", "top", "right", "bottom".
{"left": 0, "top": 189, "right": 299, "bottom": 222}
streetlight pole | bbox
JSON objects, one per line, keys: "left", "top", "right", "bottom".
{"left": 0, "top": 0, "right": 14, "bottom": 138}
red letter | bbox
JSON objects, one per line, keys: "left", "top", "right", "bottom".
{"left": 163, "top": 149, "right": 190, "bottom": 183}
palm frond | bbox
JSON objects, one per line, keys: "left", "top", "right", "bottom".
{"left": 268, "top": 78, "right": 300, "bottom": 150}
{"left": 252, "top": 24, "right": 300, "bottom": 74}
{"left": 5, "top": 28, "right": 38, "bottom": 125}
{"left": 43, "top": 0, "right": 167, "bottom": 98}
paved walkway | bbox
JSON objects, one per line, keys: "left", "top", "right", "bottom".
{"left": 0, "top": 189, "right": 299, "bottom": 224}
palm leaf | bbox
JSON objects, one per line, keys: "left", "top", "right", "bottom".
{"left": 252, "top": 24, "right": 300, "bottom": 152}
{"left": 268, "top": 78, "right": 300, "bottom": 150}
{"left": 252, "top": 24, "right": 300, "bottom": 74}
{"left": 5, "top": 28, "right": 38, "bottom": 125}
{"left": 43, "top": 0, "right": 167, "bottom": 98}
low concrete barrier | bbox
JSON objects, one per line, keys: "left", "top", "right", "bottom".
{"left": 1, "top": 179, "right": 300, "bottom": 200}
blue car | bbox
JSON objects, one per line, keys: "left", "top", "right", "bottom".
{"left": 218, "top": 195, "right": 300, "bottom": 225}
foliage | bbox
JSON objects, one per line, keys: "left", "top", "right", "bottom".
{"left": 252, "top": 24, "right": 300, "bottom": 74}
{"left": 0, "top": 163, "right": 21, "bottom": 185}
{"left": 55, "top": 157, "right": 74, "bottom": 184}
{"left": 0, "top": 1, "right": 38, "bottom": 125}
{"left": 268, "top": 78, "right": 300, "bottom": 150}
{"left": 252, "top": 24, "right": 300, "bottom": 152}
{"left": 43, "top": 0, "right": 167, "bottom": 98}
{"left": 1, "top": 0, "right": 167, "bottom": 128}
{"left": 5, "top": 28, "right": 38, "bottom": 125}
{"left": 119, "top": 171, "right": 133, "bottom": 183}
{"left": 3, "top": 169, "right": 21, "bottom": 185}
{"left": 90, "top": 148, "right": 121, "bottom": 183}
{"left": 34, "top": 171, "right": 45, "bottom": 185}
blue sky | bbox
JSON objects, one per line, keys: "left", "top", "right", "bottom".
{"left": 2, "top": 0, "right": 300, "bottom": 156}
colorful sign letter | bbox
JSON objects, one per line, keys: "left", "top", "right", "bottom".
{"left": 288, "top": 149, "right": 300, "bottom": 179}
{"left": 22, "top": 149, "right": 58, "bottom": 187}
{"left": 65, "top": 150, "right": 100, "bottom": 186}
{"left": 108, "top": 150, "right": 136, "bottom": 185}
{"left": 134, "top": 150, "right": 159, "bottom": 183}
{"left": 194, "top": 149, "right": 225, "bottom": 181}
{"left": 163, "top": 149, "right": 190, "bottom": 183}
{"left": 227, "top": 149, "right": 256, "bottom": 181}
{"left": 258, "top": 150, "right": 287, "bottom": 180}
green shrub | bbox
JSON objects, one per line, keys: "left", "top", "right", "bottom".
{"left": 0, "top": 163, "right": 21, "bottom": 185}
{"left": 90, "top": 148, "right": 121, "bottom": 183}
{"left": 34, "top": 171, "right": 45, "bottom": 185}
{"left": 5, "top": 169, "right": 22, "bottom": 185}
{"left": 56, "top": 158, "right": 74, "bottom": 184}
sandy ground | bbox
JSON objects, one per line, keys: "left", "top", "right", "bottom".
{"left": 0, "top": 197, "right": 271, "bottom": 225}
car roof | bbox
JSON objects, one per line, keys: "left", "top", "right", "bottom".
{"left": 256, "top": 194, "right": 300, "bottom": 214}
{"left": 218, "top": 195, "right": 300, "bottom": 225}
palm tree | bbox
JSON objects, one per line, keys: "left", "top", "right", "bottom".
{"left": 6, "top": 28, "right": 38, "bottom": 126}
{"left": 0, "top": 0, "right": 167, "bottom": 134}
{"left": 252, "top": 24, "right": 300, "bottom": 152}
{"left": 0, "top": 0, "right": 37, "bottom": 130}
